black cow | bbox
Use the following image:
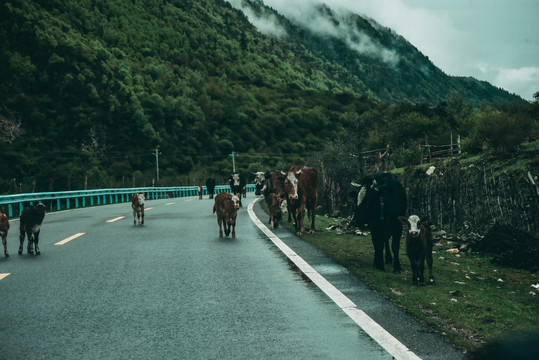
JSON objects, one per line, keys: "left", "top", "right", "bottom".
{"left": 228, "top": 173, "right": 245, "bottom": 206}
{"left": 254, "top": 170, "right": 287, "bottom": 198}
{"left": 350, "top": 173, "right": 407, "bottom": 273}
{"left": 263, "top": 171, "right": 286, "bottom": 197}
{"left": 19, "top": 203, "right": 46, "bottom": 255}
{"left": 253, "top": 171, "right": 266, "bottom": 196}
{"left": 206, "top": 178, "right": 216, "bottom": 199}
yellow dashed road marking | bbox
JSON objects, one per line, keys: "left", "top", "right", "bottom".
{"left": 0, "top": 273, "right": 10, "bottom": 281}
{"left": 55, "top": 233, "right": 85, "bottom": 245}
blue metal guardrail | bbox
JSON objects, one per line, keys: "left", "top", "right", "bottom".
{"left": 0, "top": 184, "right": 256, "bottom": 218}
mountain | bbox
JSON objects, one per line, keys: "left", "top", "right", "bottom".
{"left": 231, "top": 0, "right": 523, "bottom": 105}
{"left": 0, "top": 0, "right": 531, "bottom": 193}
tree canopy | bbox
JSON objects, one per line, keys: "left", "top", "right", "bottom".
{"left": 0, "top": 0, "right": 535, "bottom": 193}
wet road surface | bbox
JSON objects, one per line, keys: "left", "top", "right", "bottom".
{"left": 0, "top": 193, "right": 466, "bottom": 359}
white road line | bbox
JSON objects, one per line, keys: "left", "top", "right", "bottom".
{"left": 0, "top": 273, "right": 10, "bottom": 281}
{"left": 55, "top": 232, "right": 85, "bottom": 246}
{"left": 165, "top": 202, "right": 175, "bottom": 205}
{"left": 106, "top": 216, "right": 125, "bottom": 223}
{"left": 247, "top": 198, "right": 421, "bottom": 360}
{"left": 145, "top": 207, "right": 154, "bottom": 210}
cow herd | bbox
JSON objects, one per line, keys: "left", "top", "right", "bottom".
{"left": 252, "top": 166, "right": 319, "bottom": 235}
{"left": 208, "top": 165, "right": 320, "bottom": 240}
{"left": 1, "top": 169, "right": 434, "bottom": 286}
{"left": 0, "top": 203, "right": 46, "bottom": 257}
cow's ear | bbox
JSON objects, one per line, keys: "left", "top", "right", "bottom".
{"left": 419, "top": 216, "right": 429, "bottom": 226}
{"left": 398, "top": 216, "right": 409, "bottom": 226}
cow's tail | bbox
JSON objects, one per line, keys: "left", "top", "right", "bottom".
{"left": 212, "top": 203, "right": 216, "bottom": 214}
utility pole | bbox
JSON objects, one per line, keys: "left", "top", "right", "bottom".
{"left": 229, "top": 151, "right": 237, "bottom": 173}
{"left": 154, "top": 148, "right": 161, "bottom": 184}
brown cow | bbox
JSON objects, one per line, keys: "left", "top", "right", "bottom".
{"left": 131, "top": 193, "right": 145, "bottom": 226}
{"left": 284, "top": 165, "right": 319, "bottom": 235}
{"left": 213, "top": 192, "right": 240, "bottom": 238}
{"left": 266, "top": 193, "right": 288, "bottom": 229}
{"left": 399, "top": 215, "right": 435, "bottom": 285}
{"left": 0, "top": 212, "right": 10, "bottom": 257}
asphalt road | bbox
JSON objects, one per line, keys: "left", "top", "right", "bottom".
{"left": 0, "top": 193, "right": 467, "bottom": 359}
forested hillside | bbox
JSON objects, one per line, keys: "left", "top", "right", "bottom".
{"left": 0, "top": 0, "right": 535, "bottom": 193}
{"left": 237, "top": 0, "right": 522, "bottom": 105}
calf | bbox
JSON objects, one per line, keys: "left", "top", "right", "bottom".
{"left": 265, "top": 193, "right": 288, "bottom": 229}
{"left": 0, "top": 212, "right": 10, "bottom": 257}
{"left": 213, "top": 192, "right": 240, "bottom": 238}
{"left": 399, "top": 215, "right": 435, "bottom": 285}
{"left": 131, "top": 193, "right": 145, "bottom": 226}
{"left": 19, "top": 203, "right": 46, "bottom": 255}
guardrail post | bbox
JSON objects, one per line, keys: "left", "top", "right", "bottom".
{"left": 66, "top": 198, "right": 70, "bottom": 209}
{"left": 57, "top": 199, "right": 61, "bottom": 211}
{"left": 8, "top": 204, "right": 13, "bottom": 217}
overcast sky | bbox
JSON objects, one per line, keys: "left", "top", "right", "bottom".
{"left": 260, "top": 0, "right": 539, "bottom": 101}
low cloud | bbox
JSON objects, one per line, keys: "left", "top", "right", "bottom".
{"left": 227, "top": 0, "right": 287, "bottom": 38}
{"left": 229, "top": 0, "right": 399, "bottom": 66}
{"left": 230, "top": 0, "right": 537, "bottom": 99}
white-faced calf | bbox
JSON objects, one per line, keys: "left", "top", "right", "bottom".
{"left": 399, "top": 215, "right": 435, "bottom": 285}
{"left": 213, "top": 192, "right": 240, "bottom": 238}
